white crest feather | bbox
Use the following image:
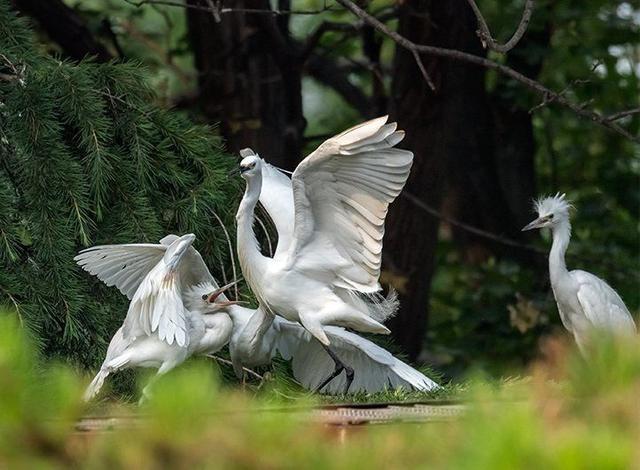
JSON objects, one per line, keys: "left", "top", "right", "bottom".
{"left": 534, "top": 193, "right": 573, "bottom": 217}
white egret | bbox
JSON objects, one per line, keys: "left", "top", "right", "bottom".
{"left": 522, "top": 194, "right": 637, "bottom": 353}
{"left": 227, "top": 305, "right": 439, "bottom": 393}
{"left": 76, "top": 234, "right": 237, "bottom": 400}
{"left": 78, "top": 233, "right": 438, "bottom": 395}
{"left": 234, "top": 116, "right": 413, "bottom": 392}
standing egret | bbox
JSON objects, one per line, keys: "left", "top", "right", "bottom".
{"left": 522, "top": 194, "right": 637, "bottom": 354}
{"left": 76, "top": 234, "right": 237, "bottom": 400}
{"left": 227, "top": 305, "right": 439, "bottom": 393}
{"left": 234, "top": 116, "right": 413, "bottom": 392}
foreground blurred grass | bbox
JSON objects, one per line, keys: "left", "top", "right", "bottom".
{"left": 1, "top": 312, "right": 639, "bottom": 469}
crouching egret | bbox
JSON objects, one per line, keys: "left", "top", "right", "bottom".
{"left": 75, "top": 234, "right": 238, "bottom": 401}
{"left": 522, "top": 194, "right": 637, "bottom": 354}
{"left": 228, "top": 306, "right": 439, "bottom": 393}
{"left": 234, "top": 116, "right": 413, "bottom": 392}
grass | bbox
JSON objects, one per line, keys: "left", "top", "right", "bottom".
{"left": 2, "top": 311, "right": 640, "bottom": 468}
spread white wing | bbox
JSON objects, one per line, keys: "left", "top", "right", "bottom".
{"left": 285, "top": 116, "right": 413, "bottom": 292}
{"left": 75, "top": 235, "right": 217, "bottom": 346}
{"left": 571, "top": 270, "right": 637, "bottom": 335}
{"left": 258, "top": 160, "right": 295, "bottom": 257}
{"left": 74, "top": 243, "right": 167, "bottom": 299}
{"left": 74, "top": 235, "right": 216, "bottom": 299}
{"left": 272, "top": 318, "right": 438, "bottom": 394}
{"left": 123, "top": 253, "right": 189, "bottom": 346}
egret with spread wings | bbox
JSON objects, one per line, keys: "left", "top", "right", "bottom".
{"left": 522, "top": 194, "right": 636, "bottom": 354}
{"left": 75, "top": 234, "right": 238, "bottom": 401}
{"left": 234, "top": 116, "right": 413, "bottom": 392}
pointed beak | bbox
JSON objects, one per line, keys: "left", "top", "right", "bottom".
{"left": 228, "top": 167, "right": 241, "bottom": 178}
{"left": 206, "top": 280, "right": 239, "bottom": 303}
{"left": 522, "top": 218, "right": 545, "bottom": 231}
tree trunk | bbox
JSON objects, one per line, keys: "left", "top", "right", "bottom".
{"left": 385, "top": 0, "right": 535, "bottom": 359}
{"left": 186, "top": 0, "right": 305, "bottom": 170}
{"left": 11, "top": 0, "right": 111, "bottom": 62}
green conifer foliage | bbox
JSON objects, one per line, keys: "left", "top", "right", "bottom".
{"left": 0, "top": 3, "right": 239, "bottom": 368}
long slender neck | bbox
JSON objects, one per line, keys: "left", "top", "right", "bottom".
{"left": 236, "top": 173, "right": 269, "bottom": 291}
{"left": 549, "top": 218, "right": 571, "bottom": 284}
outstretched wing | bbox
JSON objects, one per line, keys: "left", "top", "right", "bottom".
{"left": 273, "top": 319, "right": 438, "bottom": 394}
{"left": 572, "top": 270, "right": 637, "bottom": 335}
{"left": 122, "top": 254, "right": 189, "bottom": 347}
{"left": 74, "top": 243, "right": 167, "bottom": 299}
{"left": 75, "top": 235, "right": 216, "bottom": 300}
{"left": 258, "top": 159, "right": 295, "bottom": 257}
{"left": 286, "top": 116, "right": 413, "bottom": 292}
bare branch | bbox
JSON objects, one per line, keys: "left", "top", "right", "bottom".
{"left": 124, "top": 0, "right": 340, "bottom": 16}
{"left": 207, "top": 355, "right": 264, "bottom": 381}
{"left": 606, "top": 107, "right": 640, "bottom": 122}
{"left": 466, "top": 0, "right": 534, "bottom": 53}
{"left": 529, "top": 78, "right": 590, "bottom": 114}
{"left": 333, "top": 0, "right": 639, "bottom": 143}
{"left": 300, "top": 21, "right": 358, "bottom": 60}
{"left": 402, "top": 192, "right": 640, "bottom": 278}
{"left": 203, "top": 0, "right": 221, "bottom": 22}
{"left": 401, "top": 192, "right": 547, "bottom": 257}
{"left": 411, "top": 49, "right": 436, "bottom": 91}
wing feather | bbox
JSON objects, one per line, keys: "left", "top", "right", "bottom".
{"left": 256, "top": 158, "right": 296, "bottom": 257}
{"left": 572, "top": 270, "right": 636, "bottom": 335}
{"left": 273, "top": 320, "right": 439, "bottom": 394}
{"left": 286, "top": 116, "right": 413, "bottom": 292}
{"left": 74, "top": 244, "right": 167, "bottom": 299}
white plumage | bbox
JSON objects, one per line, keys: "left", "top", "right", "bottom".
{"left": 78, "top": 232, "right": 438, "bottom": 396}
{"left": 522, "top": 194, "right": 637, "bottom": 354}
{"left": 76, "top": 234, "right": 236, "bottom": 401}
{"left": 227, "top": 305, "right": 439, "bottom": 393}
{"left": 234, "top": 116, "right": 414, "bottom": 391}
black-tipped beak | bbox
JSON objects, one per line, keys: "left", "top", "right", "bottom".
{"left": 228, "top": 167, "right": 241, "bottom": 178}
{"left": 522, "top": 218, "right": 544, "bottom": 231}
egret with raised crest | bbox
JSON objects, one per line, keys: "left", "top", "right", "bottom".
{"left": 522, "top": 194, "right": 636, "bottom": 354}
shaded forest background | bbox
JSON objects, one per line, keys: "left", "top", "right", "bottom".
{"left": 2, "top": 0, "right": 639, "bottom": 378}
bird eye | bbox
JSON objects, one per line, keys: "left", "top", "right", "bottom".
{"left": 201, "top": 294, "right": 208, "bottom": 300}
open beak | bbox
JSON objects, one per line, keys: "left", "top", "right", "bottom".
{"left": 521, "top": 218, "right": 545, "bottom": 231}
{"left": 206, "top": 280, "right": 240, "bottom": 304}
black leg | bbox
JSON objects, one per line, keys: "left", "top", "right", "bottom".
{"left": 314, "top": 343, "right": 355, "bottom": 394}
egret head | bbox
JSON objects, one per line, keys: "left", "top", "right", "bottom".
{"left": 163, "top": 233, "right": 196, "bottom": 269}
{"left": 238, "top": 148, "right": 262, "bottom": 179}
{"left": 184, "top": 281, "right": 241, "bottom": 314}
{"left": 522, "top": 193, "right": 573, "bottom": 231}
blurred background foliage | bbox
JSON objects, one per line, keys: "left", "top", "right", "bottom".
{"left": 2, "top": 310, "right": 640, "bottom": 467}
{"left": 0, "top": 0, "right": 638, "bottom": 383}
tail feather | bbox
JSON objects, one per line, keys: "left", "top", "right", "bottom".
{"left": 340, "top": 287, "right": 398, "bottom": 323}
{"left": 83, "top": 369, "right": 109, "bottom": 402}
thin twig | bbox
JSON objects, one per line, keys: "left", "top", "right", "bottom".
{"left": 606, "top": 107, "right": 640, "bottom": 122}
{"left": 466, "top": 0, "right": 534, "bottom": 53}
{"left": 210, "top": 209, "right": 239, "bottom": 300}
{"left": 123, "top": 0, "right": 340, "bottom": 16}
{"left": 402, "top": 192, "right": 547, "bottom": 256}
{"left": 255, "top": 214, "right": 274, "bottom": 257}
{"left": 529, "top": 78, "right": 590, "bottom": 113}
{"left": 207, "top": 355, "right": 264, "bottom": 381}
{"left": 203, "top": 0, "right": 221, "bottom": 22}
{"left": 333, "top": 0, "right": 639, "bottom": 143}
{"left": 411, "top": 49, "right": 435, "bottom": 90}
{"left": 402, "top": 192, "right": 640, "bottom": 278}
